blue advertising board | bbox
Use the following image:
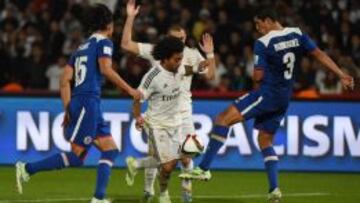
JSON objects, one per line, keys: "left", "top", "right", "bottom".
{"left": 0, "top": 97, "right": 359, "bottom": 172}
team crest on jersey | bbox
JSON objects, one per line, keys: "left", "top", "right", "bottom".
{"left": 83, "top": 136, "right": 93, "bottom": 145}
{"left": 103, "top": 46, "right": 112, "bottom": 55}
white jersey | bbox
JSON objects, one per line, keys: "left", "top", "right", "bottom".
{"left": 138, "top": 64, "right": 182, "bottom": 129}
{"left": 138, "top": 43, "right": 205, "bottom": 115}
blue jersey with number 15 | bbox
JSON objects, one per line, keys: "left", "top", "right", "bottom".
{"left": 67, "top": 33, "right": 113, "bottom": 97}
{"left": 254, "top": 27, "right": 317, "bottom": 101}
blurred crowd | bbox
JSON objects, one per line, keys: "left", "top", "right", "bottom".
{"left": 0, "top": 0, "right": 359, "bottom": 96}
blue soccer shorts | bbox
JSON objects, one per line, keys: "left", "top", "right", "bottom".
{"left": 233, "top": 91, "right": 288, "bottom": 134}
{"left": 65, "top": 96, "right": 111, "bottom": 149}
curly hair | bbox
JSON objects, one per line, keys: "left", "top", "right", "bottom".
{"left": 254, "top": 8, "right": 279, "bottom": 21}
{"left": 152, "top": 36, "right": 185, "bottom": 61}
{"left": 85, "top": 4, "right": 113, "bottom": 32}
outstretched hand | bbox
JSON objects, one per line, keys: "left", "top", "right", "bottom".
{"left": 199, "top": 33, "right": 214, "bottom": 54}
{"left": 127, "top": 0, "right": 140, "bottom": 17}
{"left": 130, "top": 89, "right": 143, "bottom": 100}
{"left": 135, "top": 116, "right": 145, "bottom": 131}
{"left": 340, "top": 73, "right": 355, "bottom": 90}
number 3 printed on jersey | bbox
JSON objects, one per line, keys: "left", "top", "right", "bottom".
{"left": 283, "top": 52, "right": 295, "bottom": 80}
{"left": 75, "top": 56, "right": 87, "bottom": 86}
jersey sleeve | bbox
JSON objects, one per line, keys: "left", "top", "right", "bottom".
{"left": 137, "top": 68, "right": 157, "bottom": 102}
{"left": 97, "top": 39, "right": 113, "bottom": 58}
{"left": 300, "top": 34, "right": 317, "bottom": 53}
{"left": 253, "top": 40, "right": 267, "bottom": 69}
{"left": 138, "top": 43, "right": 155, "bottom": 62}
{"left": 67, "top": 53, "right": 76, "bottom": 68}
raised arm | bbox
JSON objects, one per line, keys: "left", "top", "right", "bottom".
{"left": 59, "top": 65, "right": 73, "bottom": 127}
{"left": 121, "top": 0, "right": 140, "bottom": 54}
{"left": 132, "top": 98, "right": 144, "bottom": 130}
{"left": 99, "top": 57, "right": 142, "bottom": 99}
{"left": 60, "top": 65, "right": 73, "bottom": 110}
{"left": 310, "top": 48, "right": 354, "bottom": 90}
{"left": 199, "top": 33, "right": 216, "bottom": 80}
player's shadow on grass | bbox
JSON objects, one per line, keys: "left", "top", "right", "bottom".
{"left": 110, "top": 195, "right": 141, "bottom": 203}
{"left": 194, "top": 199, "right": 246, "bottom": 203}
{"left": 110, "top": 196, "right": 246, "bottom": 203}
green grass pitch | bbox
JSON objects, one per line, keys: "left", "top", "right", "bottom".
{"left": 1, "top": 166, "right": 360, "bottom": 203}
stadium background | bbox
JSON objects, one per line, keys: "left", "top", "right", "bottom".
{"left": 0, "top": 0, "right": 360, "bottom": 202}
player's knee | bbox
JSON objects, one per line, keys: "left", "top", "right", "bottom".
{"left": 99, "top": 149, "right": 119, "bottom": 167}
{"left": 181, "top": 156, "right": 191, "bottom": 167}
{"left": 161, "top": 162, "right": 176, "bottom": 174}
{"left": 258, "top": 132, "right": 274, "bottom": 149}
{"left": 215, "top": 111, "right": 230, "bottom": 126}
{"left": 161, "top": 166, "right": 172, "bottom": 174}
{"left": 215, "top": 106, "right": 242, "bottom": 127}
{"left": 65, "top": 152, "right": 84, "bottom": 167}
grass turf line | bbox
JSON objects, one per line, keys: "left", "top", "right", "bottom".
{"left": 1, "top": 167, "right": 360, "bottom": 203}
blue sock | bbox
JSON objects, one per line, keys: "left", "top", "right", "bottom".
{"left": 94, "top": 150, "right": 119, "bottom": 200}
{"left": 261, "top": 147, "right": 279, "bottom": 192}
{"left": 25, "top": 152, "right": 83, "bottom": 176}
{"left": 199, "top": 125, "right": 229, "bottom": 171}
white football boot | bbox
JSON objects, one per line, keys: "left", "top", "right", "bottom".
{"left": 125, "top": 156, "right": 138, "bottom": 186}
{"left": 90, "top": 197, "right": 111, "bottom": 203}
{"left": 268, "top": 188, "right": 282, "bottom": 203}
{"left": 179, "top": 166, "right": 211, "bottom": 181}
{"left": 15, "top": 161, "right": 30, "bottom": 194}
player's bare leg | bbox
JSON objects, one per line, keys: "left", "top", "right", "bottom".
{"left": 158, "top": 159, "right": 177, "bottom": 203}
{"left": 179, "top": 105, "right": 244, "bottom": 180}
{"left": 16, "top": 143, "right": 86, "bottom": 195}
{"left": 258, "top": 131, "right": 282, "bottom": 203}
{"left": 91, "top": 136, "right": 119, "bottom": 203}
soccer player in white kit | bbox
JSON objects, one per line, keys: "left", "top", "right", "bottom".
{"left": 133, "top": 36, "right": 184, "bottom": 203}
{"left": 121, "top": 0, "right": 216, "bottom": 202}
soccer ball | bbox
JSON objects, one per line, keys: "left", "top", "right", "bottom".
{"left": 181, "top": 134, "right": 204, "bottom": 156}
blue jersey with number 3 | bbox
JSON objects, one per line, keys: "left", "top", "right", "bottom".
{"left": 254, "top": 27, "right": 317, "bottom": 101}
{"left": 67, "top": 33, "right": 113, "bottom": 97}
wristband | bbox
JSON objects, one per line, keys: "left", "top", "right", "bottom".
{"left": 206, "top": 53, "right": 214, "bottom": 58}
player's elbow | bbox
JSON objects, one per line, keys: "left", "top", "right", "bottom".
{"left": 100, "top": 65, "right": 112, "bottom": 77}
{"left": 121, "top": 40, "right": 134, "bottom": 53}
{"left": 310, "top": 48, "right": 324, "bottom": 59}
{"left": 120, "top": 39, "right": 130, "bottom": 51}
{"left": 121, "top": 41, "right": 139, "bottom": 54}
{"left": 59, "top": 75, "right": 70, "bottom": 89}
{"left": 205, "top": 72, "right": 215, "bottom": 80}
{"left": 60, "top": 72, "right": 71, "bottom": 88}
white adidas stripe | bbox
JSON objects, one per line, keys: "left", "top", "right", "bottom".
{"left": 264, "top": 155, "right": 279, "bottom": 162}
{"left": 70, "top": 107, "right": 86, "bottom": 142}
{"left": 241, "top": 96, "right": 263, "bottom": 115}
{"left": 99, "top": 159, "right": 113, "bottom": 167}
{"left": 61, "top": 153, "right": 69, "bottom": 167}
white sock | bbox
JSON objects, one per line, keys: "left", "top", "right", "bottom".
{"left": 181, "top": 159, "right": 193, "bottom": 193}
{"left": 160, "top": 190, "right": 169, "bottom": 197}
{"left": 136, "top": 156, "right": 158, "bottom": 169}
{"left": 144, "top": 167, "right": 157, "bottom": 195}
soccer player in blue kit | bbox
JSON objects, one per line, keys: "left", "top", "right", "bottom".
{"left": 15, "top": 4, "right": 141, "bottom": 203}
{"left": 180, "top": 9, "right": 355, "bottom": 203}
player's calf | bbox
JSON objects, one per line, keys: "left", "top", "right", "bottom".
{"left": 180, "top": 157, "right": 193, "bottom": 202}
{"left": 25, "top": 152, "right": 84, "bottom": 176}
{"left": 199, "top": 105, "right": 244, "bottom": 171}
{"left": 158, "top": 160, "right": 177, "bottom": 201}
{"left": 93, "top": 149, "right": 119, "bottom": 200}
{"left": 258, "top": 131, "right": 279, "bottom": 194}
{"left": 16, "top": 151, "right": 84, "bottom": 195}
